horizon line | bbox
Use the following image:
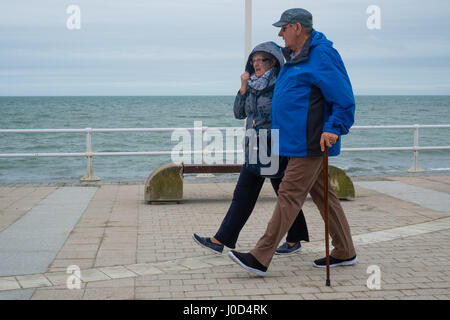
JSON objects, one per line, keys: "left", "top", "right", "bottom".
{"left": 1, "top": 94, "right": 450, "bottom": 98}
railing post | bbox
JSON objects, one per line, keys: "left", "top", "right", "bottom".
{"left": 202, "top": 125, "right": 208, "bottom": 165}
{"left": 197, "top": 124, "right": 215, "bottom": 178}
{"left": 80, "top": 128, "right": 100, "bottom": 181}
{"left": 408, "top": 124, "right": 424, "bottom": 173}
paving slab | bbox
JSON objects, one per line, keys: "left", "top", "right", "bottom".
{"left": 153, "top": 261, "right": 190, "bottom": 273}
{"left": 44, "top": 271, "right": 73, "bottom": 286}
{"left": 177, "top": 258, "right": 214, "bottom": 270}
{"left": 0, "top": 277, "right": 21, "bottom": 291}
{"left": 16, "top": 274, "right": 52, "bottom": 289}
{"left": 80, "top": 269, "right": 111, "bottom": 282}
{"left": 354, "top": 181, "right": 450, "bottom": 214}
{"left": 0, "top": 187, "right": 98, "bottom": 276}
{"left": 126, "top": 263, "right": 163, "bottom": 276}
{"left": 98, "top": 266, "right": 137, "bottom": 279}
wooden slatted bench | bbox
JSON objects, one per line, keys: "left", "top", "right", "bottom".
{"left": 144, "top": 162, "right": 354, "bottom": 204}
{"left": 182, "top": 164, "right": 242, "bottom": 174}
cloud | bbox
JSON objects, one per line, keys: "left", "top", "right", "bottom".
{"left": 1, "top": 0, "right": 450, "bottom": 95}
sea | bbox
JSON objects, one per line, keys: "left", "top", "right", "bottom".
{"left": 0, "top": 95, "right": 449, "bottom": 184}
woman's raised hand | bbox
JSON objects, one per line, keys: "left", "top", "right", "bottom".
{"left": 241, "top": 71, "right": 250, "bottom": 82}
{"left": 239, "top": 72, "right": 250, "bottom": 95}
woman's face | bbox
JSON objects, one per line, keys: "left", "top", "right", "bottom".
{"left": 251, "top": 53, "right": 273, "bottom": 78}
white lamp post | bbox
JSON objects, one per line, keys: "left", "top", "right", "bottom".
{"left": 245, "top": 0, "right": 252, "bottom": 62}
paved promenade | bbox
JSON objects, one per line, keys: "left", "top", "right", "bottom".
{"left": 0, "top": 174, "right": 449, "bottom": 300}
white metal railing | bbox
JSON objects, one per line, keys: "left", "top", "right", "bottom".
{"left": 0, "top": 124, "right": 449, "bottom": 181}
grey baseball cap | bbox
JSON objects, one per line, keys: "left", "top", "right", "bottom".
{"left": 272, "top": 8, "right": 313, "bottom": 28}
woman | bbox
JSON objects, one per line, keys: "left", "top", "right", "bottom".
{"left": 193, "top": 42, "right": 309, "bottom": 255}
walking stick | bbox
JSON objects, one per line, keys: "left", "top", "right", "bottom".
{"left": 323, "top": 146, "right": 331, "bottom": 286}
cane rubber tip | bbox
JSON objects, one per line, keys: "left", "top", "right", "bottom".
{"left": 326, "top": 279, "right": 331, "bottom": 287}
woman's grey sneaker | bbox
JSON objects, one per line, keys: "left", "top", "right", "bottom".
{"left": 192, "top": 234, "right": 224, "bottom": 254}
{"left": 228, "top": 251, "right": 267, "bottom": 276}
{"left": 275, "top": 241, "right": 301, "bottom": 255}
{"left": 313, "top": 255, "right": 358, "bottom": 268}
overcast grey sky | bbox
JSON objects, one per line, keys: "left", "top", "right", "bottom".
{"left": 1, "top": 0, "right": 450, "bottom": 96}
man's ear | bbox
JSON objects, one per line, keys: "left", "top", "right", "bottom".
{"left": 296, "top": 23, "right": 303, "bottom": 36}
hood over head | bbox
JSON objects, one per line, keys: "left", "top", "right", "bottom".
{"left": 245, "top": 41, "right": 285, "bottom": 75}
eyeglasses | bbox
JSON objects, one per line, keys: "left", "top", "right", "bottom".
{"left": 280, "top": 24, "right": 294, "bottom": 32}
{"left": 252, "top": 58, "right": 270, "bottom": 64}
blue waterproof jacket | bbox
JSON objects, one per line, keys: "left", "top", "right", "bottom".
{"left": 271, "top": 29, "right": 355, "bottom": 157}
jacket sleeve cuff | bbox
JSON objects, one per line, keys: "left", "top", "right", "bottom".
{"left": 322, "top": 123, "right": 341, "bottom": 136}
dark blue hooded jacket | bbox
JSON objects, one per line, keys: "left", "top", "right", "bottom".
{"left": 271, "top": 29, "right": 355, "bottom": 157}
{"left": 234, "top": 41, "right": 285, "bottom": 132}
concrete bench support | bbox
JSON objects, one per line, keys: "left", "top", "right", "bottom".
{"left": 329, "top": 165, "right": 355, "bottom": 200}
{"left": 144, "top": 163, "right": 183, "bottom": 203}
{"left": 145, "top": 163, "right": 355, "bottom": 203}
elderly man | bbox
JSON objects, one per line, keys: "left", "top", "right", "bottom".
{"left": 228, "top": 8, "right": 357, "bottom": 276}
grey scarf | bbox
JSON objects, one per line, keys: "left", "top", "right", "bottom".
{"left": 247, "top": 68, "right": 273, "bottom": 90}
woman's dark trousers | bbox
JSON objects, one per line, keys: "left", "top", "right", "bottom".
{"left": 214, "top": 166, "right": 309, "bottom": 248}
